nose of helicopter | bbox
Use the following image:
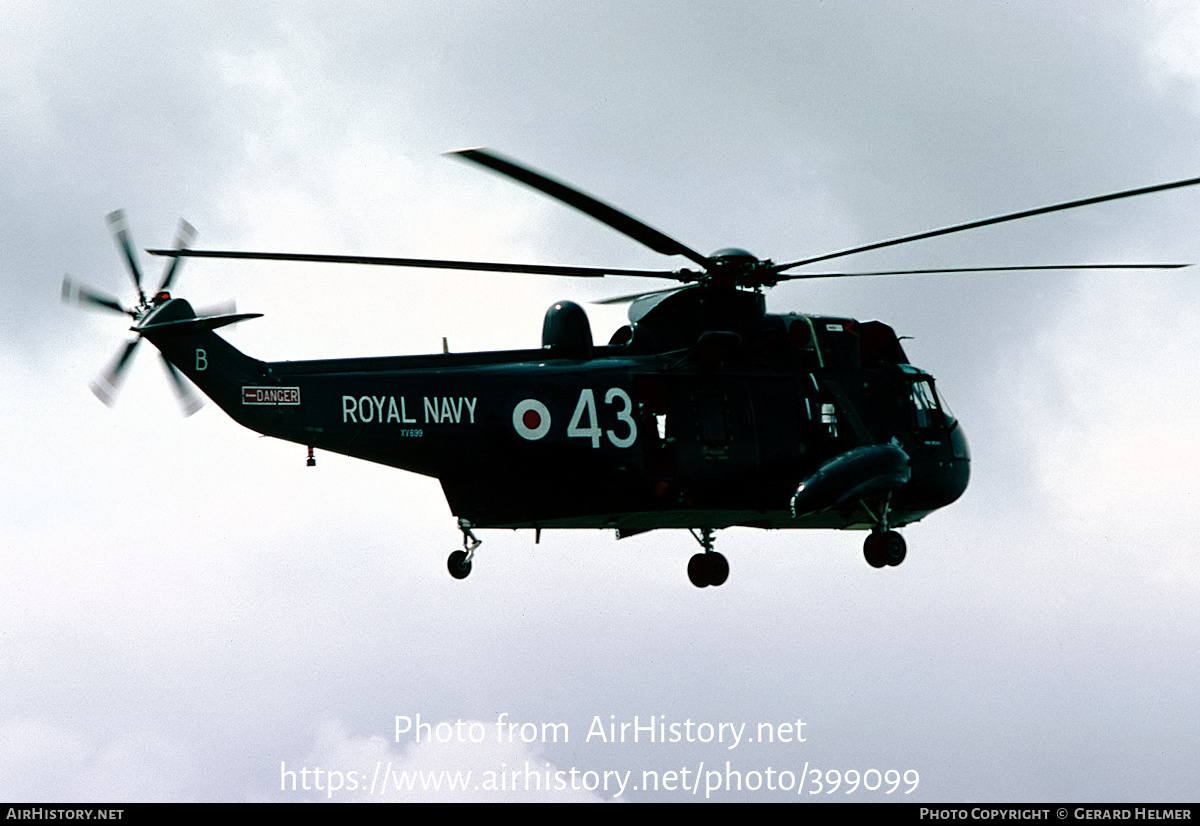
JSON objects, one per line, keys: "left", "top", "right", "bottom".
{"left": 939, "top": 422, "right": 971, "bottom": 506}
{"left": 903, "top": 418, "right": 970, "bottom": 511}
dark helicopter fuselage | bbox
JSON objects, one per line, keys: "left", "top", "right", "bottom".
{"left": 140, "top": 285, "right": 969, "bottom": 536}
{"left": 78, "top": 148, "right": 1200, "bottom": 583}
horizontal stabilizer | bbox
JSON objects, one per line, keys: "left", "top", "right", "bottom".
{"left": 135, "top": 313, "right": 263, "bottom": 335}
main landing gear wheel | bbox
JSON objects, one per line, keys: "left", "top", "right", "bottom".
{"left": 687, "top": 551, "right": 730, "bottom": 588}
{"left": 861, "top": 493, "right": 906, "bottom": 569}
{"left": 447, "top": 519, "right": 481, "bottom": 580}
{"left": 708, "top": 552, "right": 729, "bottom": 586}
{"left": 687, "top": 528, "right": 728, "bottom": 587}
{"left": 448, "top": 550, "right": 472, "bottom": 579}
{"left": 863, "top": 530, "right": 906, "bottom": 568}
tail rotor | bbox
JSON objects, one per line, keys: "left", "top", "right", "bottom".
{"left": 64, "top": 211, "right": 205, "bottom": 415}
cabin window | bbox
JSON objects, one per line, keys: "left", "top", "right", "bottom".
{"left": 812, "top": 318, "right": 860, "bottom": 371}
{"left": 820, "top": 402, "right": 838, "bottom": 438}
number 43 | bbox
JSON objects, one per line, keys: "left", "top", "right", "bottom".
{"left": 567, "top": 388, "right": 637, "bottom": 449}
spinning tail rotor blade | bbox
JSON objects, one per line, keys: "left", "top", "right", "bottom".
{"left": 106, "top": 210, "right": 146, "bottom": 303}
{"left": 155, "top": 218, "right": 197, "bottom": 294}
{"left": 61, "top": 276, "right": 129, "bottom": 316}
{"left": 89, "top": 338, "right": 141, "bottom": 407}
{"left": 160, "top": 355, "right": 203, "bottom": 416}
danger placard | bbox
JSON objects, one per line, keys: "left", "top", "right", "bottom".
{"left": 242, "top": 386, "right": 301, "bottom": 405}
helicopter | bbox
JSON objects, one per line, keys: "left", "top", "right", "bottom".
{"left": 63, "top": 149, "right": 1200, "bottom": 587}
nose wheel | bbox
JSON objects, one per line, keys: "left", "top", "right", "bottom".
{"left": 687, "top": 528, "right": 729, "bottom": 588}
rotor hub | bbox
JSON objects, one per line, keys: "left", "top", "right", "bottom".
{"left": 706, "top": 247, "right": 774, "bottom": 289}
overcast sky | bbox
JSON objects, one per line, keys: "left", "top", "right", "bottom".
{"left": 2, "top": 0, "right": 1199, "bottom": 802}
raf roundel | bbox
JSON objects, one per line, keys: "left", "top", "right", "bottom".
{"left": 512, "top": 399, "right": 551, "bottom": 441}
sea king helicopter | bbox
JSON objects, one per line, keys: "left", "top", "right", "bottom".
{"left": 64, "top": 150, "right": 1200, "bottom": 586}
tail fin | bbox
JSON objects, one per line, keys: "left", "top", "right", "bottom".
{"left": 137, "top": 298, "right": 267, "bottom": 418}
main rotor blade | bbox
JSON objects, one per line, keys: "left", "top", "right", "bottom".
{"left": 160, "top": 355, "right": 203, "bottom": 416}
{"left": 61, "top": 276, "right": 129, "bottom": 316}
{"left": 774, "top": 174, "right": 1200, "bottom": 273}
{"left": 106, "top": 210, "right": 146, "bottom": 303}
{"left": 145, "top": 248, "right": 687, "bottom": 280}
{"left": 89, "top": 338, "right": 140, "bottom": 407}
{"left": 155, "top": 218, "right": 197, "bottom": 294}
{"left": 592, "top": 286, "right": 688, "bottom": 305}
{"left": 774, "top": 262, "right": 1191, "bottom": 281}
{"left": 449, "top": 147, "right": 715, "bottom": 271}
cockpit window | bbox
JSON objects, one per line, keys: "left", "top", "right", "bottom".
{"left": 911, "top": 380, "right": 940, "bottom": 429}
{"left": 933, "top": 383, "right": 957, "bottom": 426}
